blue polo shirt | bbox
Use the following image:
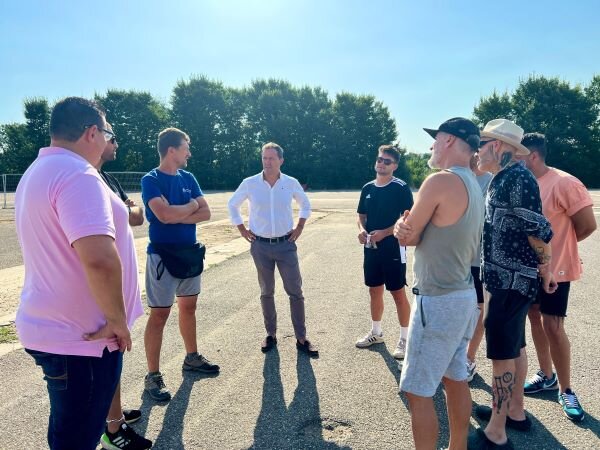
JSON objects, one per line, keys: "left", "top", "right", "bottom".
{"left": 141, "top": 168, "right": 202, "bottom": 253}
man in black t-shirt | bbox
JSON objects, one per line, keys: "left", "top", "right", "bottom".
{"left": 356, "top": 145, "right": 414, "bottom": 360}
{"left": 97, "top": 124, "right": 144, "bottom": 227}
{"left": 94, "top": 123, "right": 151, "bottom": 449}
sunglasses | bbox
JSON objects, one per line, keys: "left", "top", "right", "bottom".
{"left": 110, "top": 136, "right": 117, "bottom": 144}
{"left": 376, "top": 156, "right": 396, "bottom": 166}
{"left": 479, "top": 139, "right": 496, "bottom": 148}
{"left": 84, "top": 124, "right": 116, "bottom": 142}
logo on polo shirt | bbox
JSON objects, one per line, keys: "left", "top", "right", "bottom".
{"left": 183, "top": 188, "right": 191, "bottom": 194}
{"left": 366, "top": 194, "right": 371, "bottom": 199}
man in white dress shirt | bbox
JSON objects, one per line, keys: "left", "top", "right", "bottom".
{"left": 228, "top": 142, "right": 318, "bottom": 356}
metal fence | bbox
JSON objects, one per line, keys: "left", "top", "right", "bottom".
{"left": 1, "top": 171, "right": 145, "bottom": 209}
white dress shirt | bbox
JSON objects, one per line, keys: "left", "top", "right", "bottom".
{"left": 228, "top": 172, "right": 311, "bottom": 238}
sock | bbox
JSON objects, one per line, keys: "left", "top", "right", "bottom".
{"left": 148, "top": 371, "right": 160, "bottom": 376}
{"left": 371, "top": 321, "right": 382, "bottom": 336}
{"left": 400, "top": 327, "right": 408, "bottom": 341}
{"left": 186, "top": 352, "right": 198, "bottom": 359}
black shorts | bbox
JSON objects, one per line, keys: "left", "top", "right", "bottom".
{"left": 471, "top": 266, "right": 484, "bottom": 304}
{"left": 533, "top": 282, "right": 570, "bottom": 317}
{"left": 485, "top": 288, "right": 533, "bottom": 360}
{"left": 363, "top": 246, "right": 407, "bottom": 291}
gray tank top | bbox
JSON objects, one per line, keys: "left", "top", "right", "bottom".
{"left": 413, "top": 166, "right": 484, "bottom": 296}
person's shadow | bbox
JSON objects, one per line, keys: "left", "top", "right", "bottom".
{"left": 249, "top": 350, "right": 351, "bottom": 449}
{"left": 134, "top": 371, "right": 218, "bottom": 449}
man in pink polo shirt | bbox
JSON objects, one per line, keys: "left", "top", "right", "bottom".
{"left": 520, "top": 132, "right": 596, "bottom": 423}
{"left": 15, "top": 97, "right": 143, "bottom": 450}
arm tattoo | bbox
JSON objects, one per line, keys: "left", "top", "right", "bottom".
{"left": 492, "top": 371, "right": 514, "bottom": 414}
{"left": 535, "top": 246, "right": 551, "bottom": 264}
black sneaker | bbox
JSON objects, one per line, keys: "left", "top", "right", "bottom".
{"left": 182, "top": 353, "right": 220, "bottom": 373}
{"left": 123, "top": 409, "right": 141, "bottom": 424}
{"left": 100, "top": 423, "right": 152, "bottom": 449}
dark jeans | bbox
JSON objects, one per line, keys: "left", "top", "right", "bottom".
{"left": 26, "top": 347, "right": 123, "bottom": 450}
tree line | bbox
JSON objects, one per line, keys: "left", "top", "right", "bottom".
{"left": 1, "top": 74, "right": 599, "bottom": 188}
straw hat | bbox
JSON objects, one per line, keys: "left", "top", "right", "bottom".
{"left": 480, "top": 119, "right": 530, "bottom": 156}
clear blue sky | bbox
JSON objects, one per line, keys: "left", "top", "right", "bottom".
{"left": 1, "top": 0, "right": 599, "bottom": 154}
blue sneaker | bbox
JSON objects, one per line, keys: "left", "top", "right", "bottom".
{"left": 558, "top": 389, "right": 585, "bottom": 422}
{"left": 524, "top": 370, "right": 558, "bottom": 394}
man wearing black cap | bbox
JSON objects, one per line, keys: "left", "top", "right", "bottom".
{"left": 394, "top": 117, "right": 484, "bottom": 450}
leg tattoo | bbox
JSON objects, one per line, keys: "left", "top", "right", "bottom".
{"left": 492, "top": 372, "right": 514, "bottom": 414}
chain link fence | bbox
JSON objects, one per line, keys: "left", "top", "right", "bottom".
{"left": 1, "top": 171, "right": 145, "bottom": 209}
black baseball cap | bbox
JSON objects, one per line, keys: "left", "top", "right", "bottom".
{"left": 423, "top": 117, "right": 480, "bottom": 151}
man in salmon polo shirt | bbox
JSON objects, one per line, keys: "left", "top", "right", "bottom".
{"left": 15, "top": 97, "right": 143, "bottom": 450}
{"left": 519, "top": 133, "right": 596, "bottom": 422}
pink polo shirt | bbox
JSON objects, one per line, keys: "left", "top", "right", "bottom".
{"left": 538, "top": 167, "right": 593, "bottom": 283}
{"left": 15, "top": 147, "right": 143, "bottom": 357}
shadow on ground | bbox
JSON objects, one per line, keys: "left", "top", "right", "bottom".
{"left": 248, "top": 349, "right": 351, "bottom": 450}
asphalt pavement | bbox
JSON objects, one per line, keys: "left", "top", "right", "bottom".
{"left": 0, "top": 198, "right": 599, "bottom": 449}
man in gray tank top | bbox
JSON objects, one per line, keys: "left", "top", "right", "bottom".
{"left": 393, "top": 117, "right": 484, "bottom": 450}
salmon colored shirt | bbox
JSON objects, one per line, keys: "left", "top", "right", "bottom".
{"left": 15, "top": 147, "right": 143, "bottom": 357}
{"left": 537, "top": 168, "right": 593, "bottom": 283}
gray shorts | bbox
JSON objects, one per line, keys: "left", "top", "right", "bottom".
{"left": 399, "top": 288, "right": 480, "bottom": 397}
{"left": 145, "top": 252, "right": 201, "bottom": 308}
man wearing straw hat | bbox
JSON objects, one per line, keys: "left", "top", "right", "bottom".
{"left": 469, "top": 119, "right": 556, "bottom": 449}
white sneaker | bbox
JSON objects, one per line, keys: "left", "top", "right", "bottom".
{"left": 466, "top": 360, "right": 477, "bottom": 382}
{"left": 393, "top": 338, "right": 407, "bottom": 360}
{"left": 355, "top": 331, "right": 384, "bottom": 348}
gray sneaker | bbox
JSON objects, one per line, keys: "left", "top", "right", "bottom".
{"left": 183, "top": 353, "right": 220, "bottom": 373}
{"left": 392, "top": 338, "right": 407, "bottom": 360}
{"left": 144, "top": 372, "right": 171, "bottom": 402}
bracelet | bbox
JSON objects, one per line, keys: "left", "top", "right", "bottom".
{"left": 106, "top": 414, "right": 125, "bottom": 424}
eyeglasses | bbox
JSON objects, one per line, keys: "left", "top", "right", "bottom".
{"left": 109, "top": 137, "right": 117, "bottom": 145}
{"left": 376, "top": 156, "right": 396, "bottom": 166}
{"left": 84, "top": 124, "right": 116, "bottom": 142}
{"left": 479, "top": 139, "right": 496, "bottom": 148}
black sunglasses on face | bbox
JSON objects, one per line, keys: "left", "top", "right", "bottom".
{"left": 376, "top": 156, "right": 396, "bottom": 166}
{"left": 479, "top": 139, "right": 496, "bottom": 148}
{"left": 110, "top": 137, "right": 117, "bottom": 144}
{"left": 83, "top": 124, "right": 116, "bottom": 142}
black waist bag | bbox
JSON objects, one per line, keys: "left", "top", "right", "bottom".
{"left": 153, "top": 242, "right": 206, "bottom": 279}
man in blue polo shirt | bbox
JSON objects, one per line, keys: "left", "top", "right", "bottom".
{"left": 141, "top": 127, "right": 219, "bottom": 402}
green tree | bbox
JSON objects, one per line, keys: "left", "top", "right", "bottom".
{"left": 0, "top": 98, "right": 50, "bottom": 173}
{"left": 328, "top": 93, "right": 397, "bottom": 188}
{"left": 245, "top": 79, "right": 333, "bottom": 187}
{"left": 171, "top": 76, "right": 231, "bottom": 188}
{"left": 473, "top": 75, "right": 600, "bottom": 186}
{"left": 95, "top": 90, "right": 169, "bottom": 172}
{"left": 472, "top": 91, "right": 513, "bottom": 126}
{"left": 405, "top": 153, "right": 434, "bottom": 188}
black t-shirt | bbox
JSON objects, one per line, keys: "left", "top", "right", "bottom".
{"left": 99, "top": 170, "right": 128, "bottom": 203}
{"left": 357, "top": 177, "right": 414, "bottom": 248}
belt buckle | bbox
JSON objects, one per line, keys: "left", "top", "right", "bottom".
{"left": 269, "top": 237, "right": 277, "bottom": 244}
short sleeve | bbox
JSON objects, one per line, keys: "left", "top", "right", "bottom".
{"left": 141, "top": 173, "right": 162, "bottom": 204}
{"left": 357, "top": 186, "right": 368, "bottom": 214}
{"left": 56, "top": 170, "right": 115, "bottom": 245}
{"left": 188, "top": 172, "right": 203, "bottom": 198}
{"left": 401, "top": 185, "right": 414, "bottom": 211}
{"left": 557, "top": 177, "right": 593, "bottom": 217}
